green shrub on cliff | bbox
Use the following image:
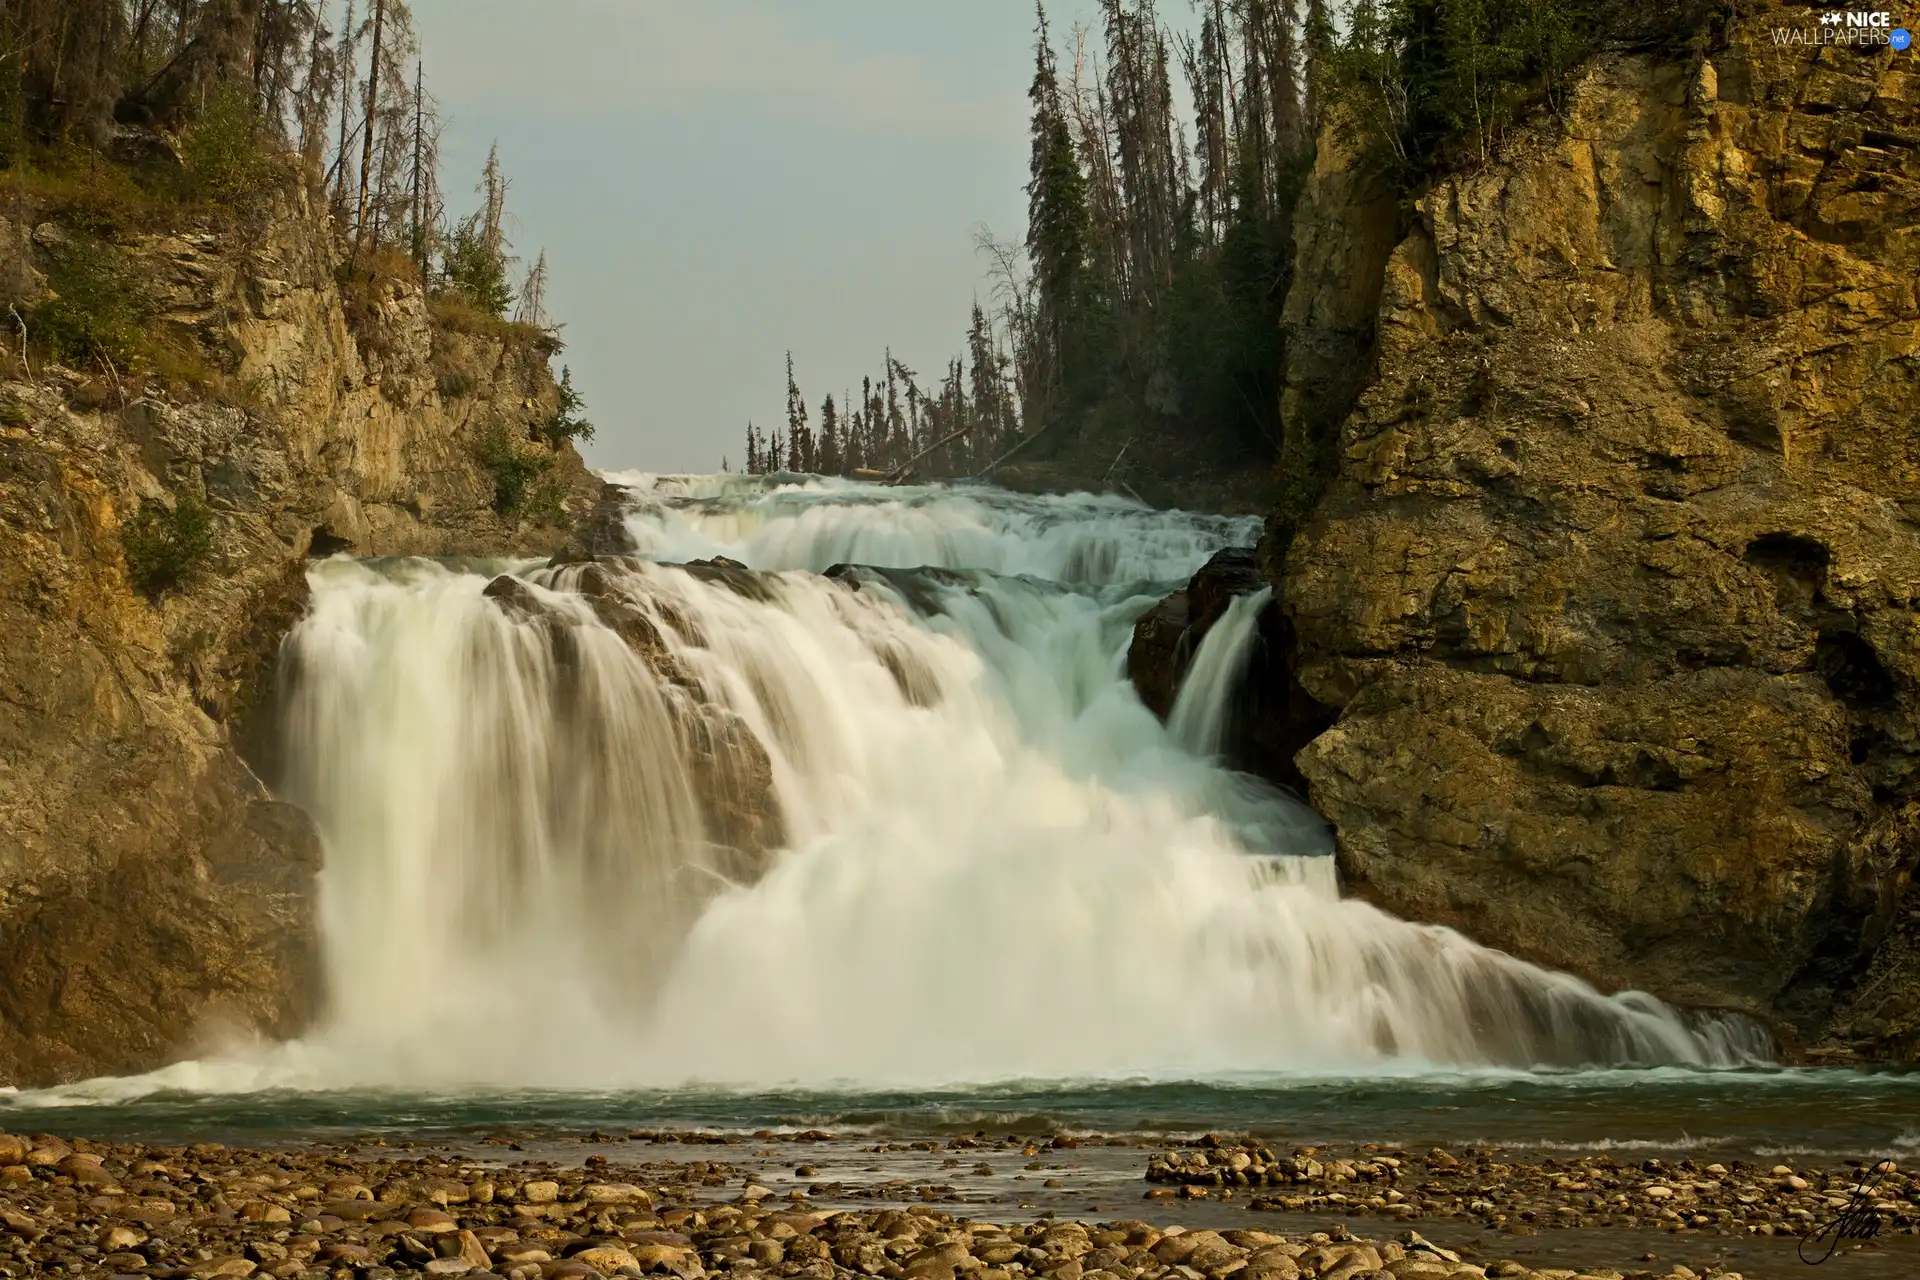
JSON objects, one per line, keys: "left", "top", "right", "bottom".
{"left": 442, "top": 221, "right": 514, "bottom": 319}
{"left": 1324, "top": 0, "right": 1601, "bottom": 189}
{"left": 30, "top": 231, "right": 224, "bottom": 392}
{"left": 472, "top": 422, "right": 560, "bottom": 520}
{"left": 544, "top": 367, "right": 594, "bottom": 446}
{"left": 441, "top": 146, "right": 516, "bottom": 318}
{"left": 122, "top": 495, "right": 216, "bottom": 597}
{"left": 32, "top": 236, "right": 145, "bottom": 369}
{"left": 178, "top": 83, "right": 274, "bottom": 206}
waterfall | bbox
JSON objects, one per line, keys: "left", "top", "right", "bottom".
{"left": 269, "top": 476, "right": 1768, "bottom": 1090}
{"left": 601, "top": 471, "right": 1262, "bottom": 582}
{"left": 1169, "top": 586, "right": 1273, "bottom": 756}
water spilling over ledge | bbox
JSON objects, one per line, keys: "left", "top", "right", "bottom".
{"left": 220, "top": 475, "right": 1770, "bottom": 1092}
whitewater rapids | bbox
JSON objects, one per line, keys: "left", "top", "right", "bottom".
{"left": 90, "top": 476, "right": 1783, "bottom": 1095}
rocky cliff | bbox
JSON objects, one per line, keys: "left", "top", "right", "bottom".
{"left": 1260, "top": 6, "right": 1919, "bottom": 1057}
{"left": 0, "top": 180, "right": 601, "bottom": 1085}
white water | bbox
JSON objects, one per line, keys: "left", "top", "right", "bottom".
{"left": 33, "top": 475, "right": 1772, "bottom": 1099}
{"left": 1169, "top": 587, "right": 1274, "bottom": 757}
{"left": 601, "top": 471, "right": 1261, "bottom": 582}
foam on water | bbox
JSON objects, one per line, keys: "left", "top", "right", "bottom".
{"left": 600, "top": 471, "right": 1260, "bottom": 582}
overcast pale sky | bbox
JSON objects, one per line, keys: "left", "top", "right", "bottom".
{"left": 407, "top": 0, "right": 1128, "bottom": 473}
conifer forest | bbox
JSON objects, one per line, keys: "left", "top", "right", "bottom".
{"left": 745, "top": 0, "right": 1681, "bottom": 521}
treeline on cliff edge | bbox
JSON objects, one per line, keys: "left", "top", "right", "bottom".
{"left": 750, "top": 0, "right": 1710, "bottom": 514}
{"left": 0, "top": 0, "right": 589, "bottom": 449}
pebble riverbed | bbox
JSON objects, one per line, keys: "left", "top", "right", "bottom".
{"left": 0, "top": 1128, "right": 1913, "bottom": 1280}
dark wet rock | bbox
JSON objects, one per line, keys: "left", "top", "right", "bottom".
{"left": 678, "top": 557, "right": 778, "bottom": 603}
{"left": 1126, "top": 547, "right": 1268, "bottom": 721}
{"left": 560, "top": 482, "right": 644, "bottom": 559}
{"left": 1127, "top": 588, "right": 1191, "bottom": 721}
{"left": 823, "top": 564, "right": 977, "bottom": 619}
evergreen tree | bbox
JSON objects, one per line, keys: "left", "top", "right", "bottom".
{"left": 883, "top": 353, "right": 904, "bottom": 467}
{"left": 860, "top": 377, "right": 876, "bottom": 469}
{"left": 967, "top": 303, "right": 1012, "bottom": 456}
{"left": 842, "top": 389, "right": 865, "bottom": 472}
{"left": 443, "top": 144, "right": 515, "bottom": 314}
{"left": 354, "top": 0, "right": 388, "bottom": 254}
{"left": 819, "top": 394, "right": 842, "bottom": 477}
{"left": 784, "top": 352, "right": 813, "bottom": 474}
{"left": 1303, "top": 0, "right": 1336, "bottom": 133}
{"left": 1025, "top": 1, "right": 1093, "bottom": 413}
{"left": 516, "top": 251, "right": 549, "bottom": 328}
{"left": 332, "top": 0, "right": 358, "bottom": 217}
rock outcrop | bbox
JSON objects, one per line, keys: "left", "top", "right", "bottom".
{"left": 1271, "top": 8, "right": 1919, "bottom": 1056}
{"left": 0, "top": 183, "right": 600, "bottom": 1085}
{"left": 485, "top": 558, "right": 787, "bottom": 871}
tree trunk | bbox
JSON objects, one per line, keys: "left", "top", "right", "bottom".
{"left": 354, "top": 0, "right": 385, "bottom": 257}
{"left": 410, "top": 58, "right": 424, "bottom": 272}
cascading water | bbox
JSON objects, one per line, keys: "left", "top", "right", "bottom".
{"left": 601, "top": 470, "right": 1260, "bottom": 580}
{"left": 268, "top": 475, "right": 1766, "bottom": 1090}
{"left": 1168, "top": 587, "right": 1274, "bottom": 757}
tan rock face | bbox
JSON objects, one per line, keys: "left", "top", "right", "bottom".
{"left": 1279, "top": 12, "right": 1920, "bottom": 1055}
{"left": 0, "top": 185, "right": 604, "bottom": 1086}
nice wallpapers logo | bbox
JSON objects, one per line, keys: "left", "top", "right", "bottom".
{"left": 1772, "top": 8, "right": 1913, "bottom": 47}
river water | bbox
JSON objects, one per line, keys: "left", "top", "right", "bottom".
{"left": 2, "top": 476, "right": 1912, "bottom": 1170}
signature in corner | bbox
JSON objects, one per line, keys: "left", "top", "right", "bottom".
{"left": 1799, "top": 1159, "right": 1896, "bottom": 1265}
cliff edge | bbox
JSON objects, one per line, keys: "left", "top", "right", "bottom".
{"left": 1271, "top": 6, "right": 1918, "bottom": 1056}
{"left": 0, "top": 177, "right": 600, "bottom": 1085}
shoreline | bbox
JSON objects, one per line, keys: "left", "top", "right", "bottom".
{"left": 0, "top": 1129, "right": 1912, "bottom": 1280}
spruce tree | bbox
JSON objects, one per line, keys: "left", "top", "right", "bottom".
{"left": 1303, "top": 0, "right": 1335, "bottom": 133}
{"left": 966, "top": 303, "right": 1008, "bottom": 454}
{"left": 819, "top": 394, "right": 842, "bottom": 477}
{"left": 884, "top": 352, "right": 904, "bottom": 467}
{"left": 842, "top": 389, "right": 864, "bottom": 472}
{"left": 784, "top": 352, "right": 813, "bottom": 474}
{"left": 859, "top": 376, "right": 878, "bottom": 470}
{"left": 354, "top": 0, "right": 388, "bottom": 255}
{"left": 1026, "top": 1, "right": 1092, "bottom": 408}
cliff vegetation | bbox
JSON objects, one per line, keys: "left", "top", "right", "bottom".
{"left": 0, "top": 0, "right": 601, "bottom": 1084}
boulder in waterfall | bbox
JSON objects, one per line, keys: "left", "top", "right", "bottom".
{"left": 681, "top": 556, "right": 778, "bottom": 602}
{"left": 1128, "top": 548, "right": 1334, "bottom": 794}
{"left": 1129, "top": 588, "right": 1191, "bottom": 720}
{"left": 823, "top": 563, "right": 976, "bottom": 618}
{"left": 481, "top": 566, "right": 785, "bottom": 876}
{"left": 570, "top": 564, "right": 676, "bottom": 662}
{"left": 556, "top": 481, "right": 645, "bottom": 559}
{"left": 482, "top": 573, "right": 546, "bottom": 620}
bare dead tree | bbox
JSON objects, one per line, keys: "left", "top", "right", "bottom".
{"left": 515, "top": 250, "right": 548, "bottom": 328}
{"left": 353, "top": 0, "right": 384, "bottom": 255}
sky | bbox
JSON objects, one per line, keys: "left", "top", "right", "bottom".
{"left": 407, "top": 0, "right": 1136, "bottom": 473}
